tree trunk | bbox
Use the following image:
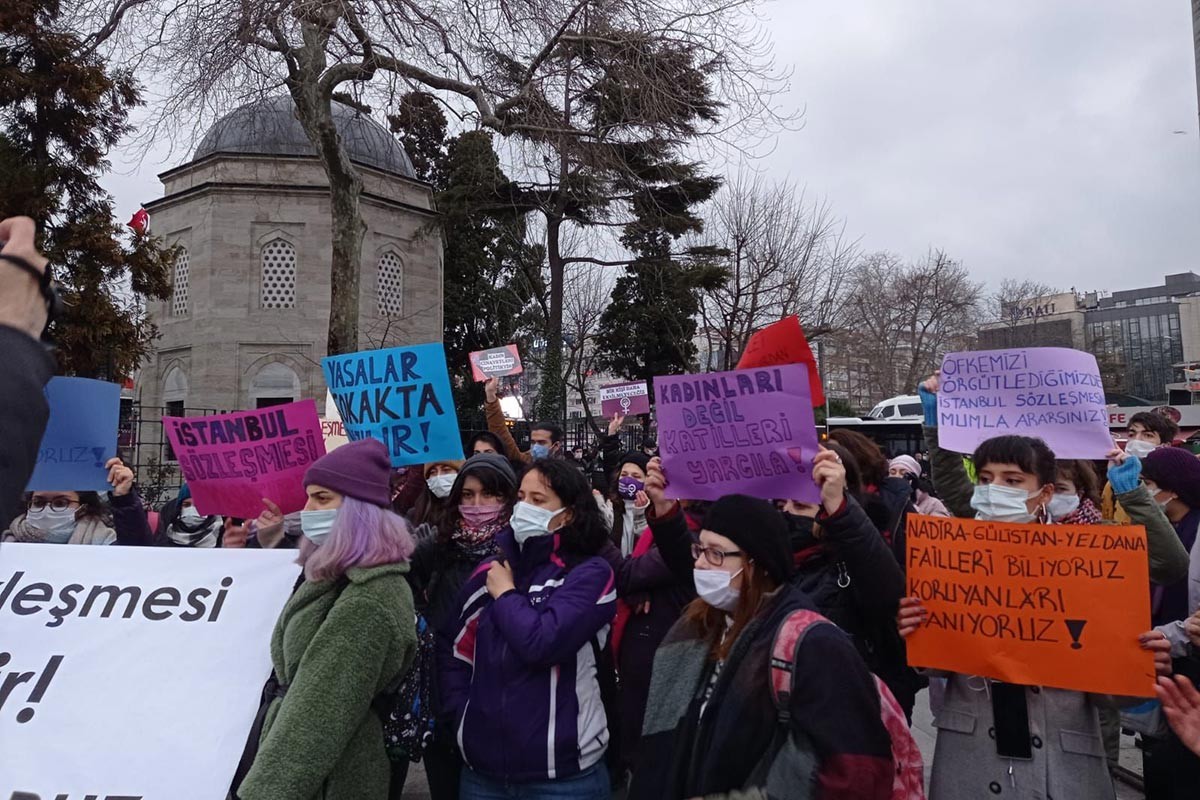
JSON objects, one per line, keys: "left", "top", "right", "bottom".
{"left": 536, "top": 214, "right": 566, "bottom": 421}
{"left": 288, "top": 71, "right": 365, "bottom": 356}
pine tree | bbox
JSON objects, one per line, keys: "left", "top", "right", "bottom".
{"left": 0, "top": 0, "right": 176, "bottom": 379}
{"left": 389, "top": 92, "right": 543, "bottom": 415}
{"left": 594, "top": 226, "right": 726, "bottom": 400}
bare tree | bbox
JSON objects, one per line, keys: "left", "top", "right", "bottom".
{"left": 561, "top": 261, "right": 613, "bottom": 433}
{"left": 101, "top": 0, "right": 788, "bottom": 365}
{"left": 693, "top": 172, "right": 858, "bottom": 370}
{"left": 840, "top": 250, "right": 983, "bottom": 400}
{"left": 989, "top": 278, "right": 1060, "bottom": 348}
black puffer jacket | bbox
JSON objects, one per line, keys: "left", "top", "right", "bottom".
{"left": 787, "top": 494, "right": 920, "bottom": 717}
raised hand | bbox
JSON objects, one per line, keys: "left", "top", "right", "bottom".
{"left": 105, "top": 457, "right": 134, "bottom": 497}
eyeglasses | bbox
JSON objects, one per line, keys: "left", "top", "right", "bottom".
{"left": 29, "top": 497, "right": 80, "bottom": 512}
{"left": 691, "top": 542, "right": 744, "bottom": 568}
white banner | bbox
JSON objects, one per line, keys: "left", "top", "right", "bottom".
{"left": 0, "top": 543, "right": 300, "bottom": 799}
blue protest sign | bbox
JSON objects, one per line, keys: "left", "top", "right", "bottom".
{"left": 322, "top": 343, "right": 464, "bottom": 466}
{"left": 27, "top": 377, "right": 121, "bottom": 492}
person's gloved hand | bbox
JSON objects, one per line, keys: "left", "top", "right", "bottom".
{"left": 917, "top": 380, "right": 939, "bottom": 428}
{"left": 1107, "top": 449, "right": 1142, "bottom": 495}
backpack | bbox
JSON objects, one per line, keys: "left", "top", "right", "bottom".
{"left": 765, "top": 608, "right": 926, "bottom": 800}
{"left": 380, "top": 613, "right": 437, "bottom": 762}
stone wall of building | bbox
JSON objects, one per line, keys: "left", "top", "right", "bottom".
{"left": 140, "top": 154, "right": 441, "bottom": 414}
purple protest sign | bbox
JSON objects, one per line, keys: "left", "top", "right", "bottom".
{"left": 653, "top": 365, "right": 820, "bottom": 503}
{"left": 937, "top": 347, "right": 1113, "bottom": 458}
{"left": 600, "top": 381, "right": 651, "bottom": 416}
{"left": 163, "top": 399, "right": 327, "bottom": 519}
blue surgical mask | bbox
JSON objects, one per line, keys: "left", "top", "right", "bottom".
{"left": 301, "top": 509, "right": 339, "bottom": 544}
{"left": 510, "top": 501, "right": 564, "bottom": 547}
{"left": 971, "top": 484, "right": 1037, "bottom": 523}
{"left": 27, "top": 506, "right": 77, "bottom": 543}
{"left": 694, "top": 567, "right": 743, "bottom": 612}
{"left": 530, "top": 443, "right": 551, "bottom": 459}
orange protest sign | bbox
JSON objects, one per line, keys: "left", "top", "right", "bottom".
{"left": 736, "top": 316, "right": 825, "bottom": 407}
{"left": 905, "top": 514, "right": 1154, "bottom": 697}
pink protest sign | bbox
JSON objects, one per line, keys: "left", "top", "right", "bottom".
{"left": 469, "top": 344, "right": 523, "bottom": 381}
{"left": 600, "top": 381, "right": 651, "bottom": 416}
{"left": 653, "top": 365, "right": 820, "bottom": 503}
{"left": 163, "top": 400, "right": 327, "bottom": 519}
{"left": 937, "top": 347, "right": 1113, "bottom": 458}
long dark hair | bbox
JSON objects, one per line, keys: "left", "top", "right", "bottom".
{"left": 439, "top": 463, "right": 518, "bottom": 542}
{"left": 829, "top": 429, "right": 888, "bottom": 490}
{"left": 524, "top": 459, "right": 608, "bottom": 558}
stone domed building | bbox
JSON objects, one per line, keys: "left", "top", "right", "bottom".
{"left": 139, "top": 95, "right": 442, "bottom": 416}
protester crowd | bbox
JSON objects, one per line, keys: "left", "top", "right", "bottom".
{"left": 7, "top": 215, "right": 1200, "bottom": 800}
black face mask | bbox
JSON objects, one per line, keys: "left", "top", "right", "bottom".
{"left": 784, "top": 512, "right": 818, "bottom": 552}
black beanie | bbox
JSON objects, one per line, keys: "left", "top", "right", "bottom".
{"left": 616, "top": 451, "right": 651, "bottom": 475}
{"left": 702, "top": 494, "right": 792, "bottom": 584}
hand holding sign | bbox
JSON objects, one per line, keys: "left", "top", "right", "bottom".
{"left": 645, "top": 456, "right": 674, "bottom": 518}
{"left": 484, "top": 377, "right": 500, "bottom": 404}
{"left": 812, "top": 447, "right": 846, "bottom": 515}
{"left": 105, "top": 458, "right": 134, "bottom": 497}
{"left": 608, "top": 412, "right": 626, "bottom": 436}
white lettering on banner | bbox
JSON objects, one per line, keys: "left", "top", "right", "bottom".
{"left": 0, "top": 544, "right": 299, "bottom": 799}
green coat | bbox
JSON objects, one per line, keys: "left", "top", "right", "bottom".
{"left": 240, "top": 563, "right": 417, "bottom": 800}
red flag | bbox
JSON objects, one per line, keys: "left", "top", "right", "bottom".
{"left": 736, "top": 315, "right": 826, "bottom": 407}
{"left": 127, "top": 208, "right": 149, "bottom": 236}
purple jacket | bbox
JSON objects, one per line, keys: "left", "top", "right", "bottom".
{"left": 436, "top": 526, "right": 617, "bottom": 783}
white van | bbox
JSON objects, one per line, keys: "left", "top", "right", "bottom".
{"left": 867, "top": 395, "right": 924, "bottom": 421}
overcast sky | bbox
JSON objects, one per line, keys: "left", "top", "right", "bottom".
{"left": 100, "top": 0, "right": 1200, "bottom": 295}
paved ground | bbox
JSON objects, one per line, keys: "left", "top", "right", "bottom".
{"left": 402, "top": 690, "right": 1146, "bottom": 798}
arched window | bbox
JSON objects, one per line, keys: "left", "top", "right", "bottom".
{"left": 378, "top": 251, "right": 404, "bottom": 317}
{"left": 261, "top": 239, "right": 297, "bottom": 309}
{"left": 250, "top": 362, "right": 301, "bottom": 408}
{"left": 171, "top": 249, "right": 190, "bottom": 316}
{"left": 162, "top": 366, "right": 189, "bottom": 460}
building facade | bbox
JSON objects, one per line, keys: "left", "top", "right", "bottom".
{"left": 139, "top": 96, "right": 442, "bottom": 417}
{"left": 978, "top": 274, "right": 1200, "bottom": 403}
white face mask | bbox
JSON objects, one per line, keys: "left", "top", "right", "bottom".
{"left": 694, "top": 567, "right": 743, "bottom": 613}
{"left": 427, "top": 474, "right": 457, "bottom": 499}
{"left": 301, "top": 509, "right": 339, "bottom": 545}
{"left": 510, "top": 501, "right": 564, "bottom": 547}
{"left": 1047, "top": 492, "right": 1081, "bottom": 521}
{"left": 26, "top": 506, "right": 77, "bottom": 543}
{"left": 1124, "top": 439, "right": 1156, "bottom": 460}
{"left": 179, "top": 507, "right": 204, "bottom": 524}
{"left": 971, "top": 484, "right": 1038, "bottom": 523}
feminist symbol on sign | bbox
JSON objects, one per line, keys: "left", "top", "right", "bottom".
{"left": 620, "top": 397, "right": 632, "bottom": 413}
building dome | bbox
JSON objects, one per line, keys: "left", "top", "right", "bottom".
{"left": 193, "top": 95, "right": 416, "bottom": 178}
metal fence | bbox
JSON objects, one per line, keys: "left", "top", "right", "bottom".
{"left": 118, "top": 403, "right": 217, "bottom": 509}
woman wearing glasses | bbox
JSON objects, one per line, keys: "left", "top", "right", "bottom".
{"left": 3, "top": 457, "right": 152, "bottom": 545}
{"left": 628, "top": 457, "right": 895, "bottom": 800}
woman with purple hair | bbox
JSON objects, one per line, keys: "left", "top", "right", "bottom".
{"left": 237, "top": 438, "right": 418, "bottom": 800}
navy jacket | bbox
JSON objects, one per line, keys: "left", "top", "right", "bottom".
{"left": 437, "top": 526, "right": 617, "bottom": 783}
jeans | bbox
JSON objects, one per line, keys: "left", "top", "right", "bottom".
{"left": 460, "top": 762, "right": 611, "bottom": 800}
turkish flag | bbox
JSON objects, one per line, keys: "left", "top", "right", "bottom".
{"left": 736, "top": 315, "right": 826, "bottom": 407}
{"left": 127, "top": 208, "right": 150, "bottom": 235}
